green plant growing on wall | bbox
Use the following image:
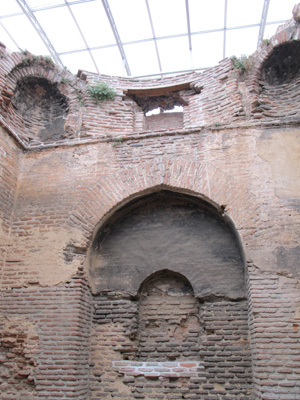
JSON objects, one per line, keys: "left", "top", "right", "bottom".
{"left": 87, "top": 82, "right": 116, "bottom": 104}
{"left": 21, "top": 57, "right": 31, "bottom": 66}
{"left": 232, "top": 56, "right": 247, "bottom": 71}
{"left": 77, "top": 93, "right": 85, "bottom": 107}
{"left": 232, "top": 54, "right": 255, "bottom": 73}
{"left": 41, "top": 56, "right": 55, "bottom": 67}
{"left": 112, "top": 137, "right": 124, "bottom": 147}
{"left": 60, "top": 77, "right": 70, "bottom": 84}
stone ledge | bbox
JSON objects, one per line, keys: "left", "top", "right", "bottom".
{"left": 112, "top": 360, "right": 204, "bottom": 378}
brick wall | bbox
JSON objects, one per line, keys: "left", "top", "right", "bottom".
{"left": 0, "top": 126, "right": 21, "bottom": 289}
{"left": 136, "top": 272, "right": 200, "bottom": 362}
{"left": 0, "top": 10, "right": 300, "bottom": 400}
{"left": 0, "top": 274, "right": 92, "bottom": 399}
{"left": 145, "top": 112, "right": 183, "bottom": 131}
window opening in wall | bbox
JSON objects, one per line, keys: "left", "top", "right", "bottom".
{"left": 145, "top": 105, "right": 183, "bottom": 116}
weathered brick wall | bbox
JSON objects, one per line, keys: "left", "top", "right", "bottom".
{"left": 0, "top": 9, "right": 300, "bottom": 400}
{"left": 145, "top": 112, "right": 183, "bottom": 131}
{"left": 247, "top": 262, "right": 300, "bottom": 399}
{"left": 91, "top": 295, "right": 253, "bottom": 399}
{"left": 1, "top": 124, "right": 299, "bottom": 398}
{"left": 87, "top": 197, "right": 253, "bottom": 400}
{"left": 0, "top": 275, "right": 92, "bottom": 399}
{"left": 0, "top": 126, "right": 21, "bottom": 289}
{"left": 137, "top": 273, "right": 200, "bottom": 361}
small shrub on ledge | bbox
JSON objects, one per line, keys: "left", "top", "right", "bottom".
{"left": 87, "top": 82, "right": 116, "bottom": 104}
{"left": 232, "top": 55, "right": 253, "bottom": 73}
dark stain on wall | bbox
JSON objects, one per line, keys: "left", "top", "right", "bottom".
{"left": 276, "top": 245, "right": 300, "bottom": 278}
{"left": 11, "top": 76, "right": 69, "bottom": 141}
{"left": 260, "top": 41, "right": 300, "bottom": 85}
{"left": 89, "top": 191, "right": 245, "bottom": 299}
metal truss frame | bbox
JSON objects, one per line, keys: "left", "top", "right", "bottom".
{"left": 0, "top": 0, "right": 281, "bottom": 77}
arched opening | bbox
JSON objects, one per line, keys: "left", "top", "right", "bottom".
{"left": 127, "top": 84, "right": 189, "bottom": 131}
{"left": 88, "top": 190, "right": 246, "bottom": 298}
{"left": 89, "top": 190, "right": 253, "bottom": 399}
{"left": 11, "top": 76, "right": 69, "bottom": 141}
{"left": 260, "top": 41, "right": 300, "bottom": 85}
{"left": 137, "top": 270, "right": 200, "bottom": 361}
{"left": 258, "top": 41, "right": 300, "bottom": 119}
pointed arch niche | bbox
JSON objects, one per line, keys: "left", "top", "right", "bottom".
{"left": 89, "top": 190, "right": 253, "bottom": 399}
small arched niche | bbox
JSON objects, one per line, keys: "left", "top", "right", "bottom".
{"left": 137, "top": 270, "right": 200, "bottom": 361}
{"left": 258, "top": 41, "right": 300, "bottom": 119}
{"left": 260, "top": 41, "right": 300, "bottom": 85}
{"left": 11, "top": 76, "right": 69, "bottom": 141}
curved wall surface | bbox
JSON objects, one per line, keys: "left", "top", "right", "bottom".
{"left": 0, "top": 8, "right": 300, "bottom": 400}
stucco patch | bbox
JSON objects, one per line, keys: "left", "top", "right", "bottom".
{"left": 257, "top": 129, "right": 300, "bottom": 201}
{"left": 5, "top": 227, "right": 85, "bottom": 287}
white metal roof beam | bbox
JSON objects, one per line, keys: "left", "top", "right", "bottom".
{"left": 57, "top": 20, "right": 285, "bottom": 57}
{"left": 145, "top": 0, "right": 162, "bottom": 73}
{"left": 64, "top": 0, "right": 99, "bottom": 74}
{"left": 0, "top": 20, "right": 20, "bottom": 50}
{"left": 223, "top": 0, "right": 228, "bottom": 59}
{"left": 185, "top": 0, "right": 193, "bottom": 68}
{"left": 0, "top": 0, "right": 96, "bottom": 18}
{"left": 15, "top": 0, "right": 64, "bottom": 67}
{"left": 257, "top": 0, "right": 270, "bottom": 47}
{"left": 101, "top": 0, "right": 131, "bottom": 76}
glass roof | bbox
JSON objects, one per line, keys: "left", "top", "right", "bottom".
{"left": 0, "top": 0, "right": 297, "bottom": 78}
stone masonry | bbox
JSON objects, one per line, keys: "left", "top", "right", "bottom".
{"left": 1, "top": 6, "right": 300, "bottom": 400}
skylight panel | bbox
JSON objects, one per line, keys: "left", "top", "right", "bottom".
{"left": 226, "top": 26, "right": 259, "bottom": 58}
{"left": 34, "top": 6, "right": 86, "bottom": 53}
{"left": 0, "top": 1, "right": 22, "bottom": 16}
{"left": 124, "top": 41, "right": 160, "bottom": 76}
{"left": 1, "top": 14, "right": 50, "bottom": 55}
{"left": 0, "top": 24, "right": 19, "bottom": 52}
{"left": 267, "top": 0, "right": 295, "bottom": 22}
{"left": 192, "top": 31, "right": 224, "bottom": 68}
{"left": 60, "top": 51, "right": 97, "bottom": 74}
{"left": 157, "top": 37, "right": 191, "bottom": 72}
{"left": 227, "top": 0, "right": 264, "bottom": 28}
{"left": 92, "top": 46, "right": 124, "bottom": 76}
{"left": 189, "top": 0, "right": 225, "bottom": 32}
{"left": 148, "top": 0, "right": 187, "bottom": 38}
{"left": 70, "top": 1, "right": 115, "bottom": 47}
{"left": 27, "top": 0, "right": 65, "bottom": 9}
{"left": 109, "top": 0, "right": 152, "bottom": 42}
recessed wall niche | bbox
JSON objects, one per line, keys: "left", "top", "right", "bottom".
{"left": 136, "top": 270, "right": 200, "bottom": 361}
{"left": 89, "top": 191, "right": 253, "bottom": 399}
{"left": 11, "top": 76, "right": 69, "bottom": 142}
{"left": 258, "top": 41, "right": 300, "bottom": 119}
{"left": 88, "top": 190, "right": 246, "bottom": 299}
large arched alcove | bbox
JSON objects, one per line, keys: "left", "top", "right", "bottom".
{"left": 88, "top": 190, "right": 246, "bottom": 299}
{"left": 89, "top": 190, "right": 253, "bottom": 400}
